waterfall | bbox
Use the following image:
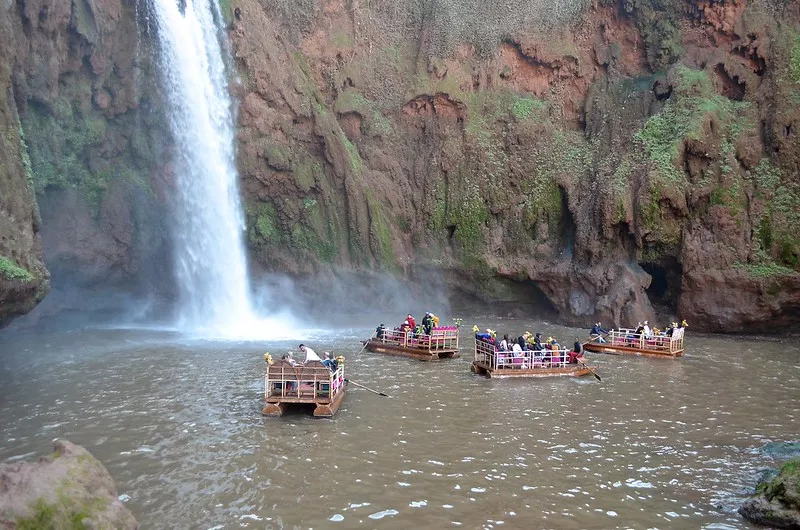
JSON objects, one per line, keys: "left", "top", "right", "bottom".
{"left": 148, "top": 0, "right": 258, "bottom": 336}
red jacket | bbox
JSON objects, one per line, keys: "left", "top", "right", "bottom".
{"left": 407, "top": 316, "right": 416, "bottom": 330}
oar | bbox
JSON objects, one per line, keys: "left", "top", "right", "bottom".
{"left": 579, "top": 360, "right": 602, "bottom": 382}
{"left": 357, "top": 331, "right": 375, "bottom": 355}
{"left": 582, "top": 331, "right": 609, "bottom": 347}
{"left": 345, "top": 378, "right": 389, "bottom": 397}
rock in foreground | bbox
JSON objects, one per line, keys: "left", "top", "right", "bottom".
{"left": 0, "top": 440, "right": 137, "bottom": 529}
{"left": 739, "top": 458, "right": 800, "bottom": 529}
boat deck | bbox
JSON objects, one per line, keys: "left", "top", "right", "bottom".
{"left": 584, "top": 328, "right": 684, "bottom": 358}
{"left": 365, "top": 326, "right": 460, "bottom": 361}
{"left": 472, "top": 338, "right": 592, "bottom": 379}
{"left": 263, "top": 360, "right": 346, "bottom": 418}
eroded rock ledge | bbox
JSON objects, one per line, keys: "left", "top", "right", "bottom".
{"left": 739, "top": 457, "right": 800, "bottom": 529}
{"left": 0, "top": 440, "right": 137, "bottom": 529}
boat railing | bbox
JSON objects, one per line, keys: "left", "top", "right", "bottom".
{"left": 378, "top": 326, "right": 460, "bottom": 350}
{"left": 474, "top": 339, "right": 573, "bottom": 369}
{"left": 265, "top": 360, "right": 345, "bottom": 400}
{"left": 604, "top": 328, "right": 684, "bottom": 354}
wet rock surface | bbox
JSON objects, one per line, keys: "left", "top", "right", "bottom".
{"left": 739, "top": 457, "right": 800, "bottom": 529}
{"left": 0, "top": 439, "right": 137, "bottom": 529}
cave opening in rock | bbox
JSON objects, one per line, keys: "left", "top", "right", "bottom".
{"left": 450, "top": 276, "right": 560, "bottom": 320}
{"left": 639, "top": 258, "right": 682, "bottom": 314}
{"left": 558, "top": 186, "right": 576, "bottom": 257}
{"left": 714, "top": 63, "right": 745, "bottom": 101}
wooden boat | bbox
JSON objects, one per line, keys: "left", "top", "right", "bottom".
{"left": 471, "top": 337, "right": 592, "bottom": 379}
{"left": 583, "top": 327, "right": 685, "bottom": 358}
{"left": 363, "top": 326, "right": 460, "bottom": 361}
{"left": 262, "top": 359, "right": 346, "bottom": 418}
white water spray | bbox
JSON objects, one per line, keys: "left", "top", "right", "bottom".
{"left": 148, "top": 0, "right": 295, "bottom": 338}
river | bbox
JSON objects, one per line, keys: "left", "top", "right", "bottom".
{"left": 0, "top": 317, "right": 798, "bottom": 529}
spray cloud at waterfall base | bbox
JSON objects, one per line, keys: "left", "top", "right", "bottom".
{"left": 148, "top": 0, "right": 299, "bottom": 339}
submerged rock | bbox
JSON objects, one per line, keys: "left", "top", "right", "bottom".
{"left": 0, "top": 440, "right": 137, "bottom": 529}
{"left": 739, "top": 457, "right": 800, "bottom": 529}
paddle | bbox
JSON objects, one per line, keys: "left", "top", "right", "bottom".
{"left": 345, "top": 378, "right": 389, "bottom": 397}
{"left": 579, "top": 360, "right": 602, "bottom": 382}
{"left": 357, "top": 330, "right": 376, "bottom": 355}
{"left": 582, "top": 331, "right": 609, "bottom": 347}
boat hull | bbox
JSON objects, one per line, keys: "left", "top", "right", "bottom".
{"left": 365, "top": 339, "right": 460, "bottom": 361}
{"left": 263, "top": 386, "right": 346, "bottom": 418}
{"left": 471, "top": 361, "right": 591, "bottom": 379}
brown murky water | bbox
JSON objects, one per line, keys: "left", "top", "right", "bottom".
{"left": 1, "top": 317, "right": 798, "bottom": 529}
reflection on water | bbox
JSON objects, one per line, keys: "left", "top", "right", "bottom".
{"left": 0, "top": 318, "right": 798, "bottom": 529}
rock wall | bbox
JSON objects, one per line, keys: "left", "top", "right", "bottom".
{"left": 229, "top": 0, "right": 800, "bottom": 331}
{"left": 0, "top": 0, "right": 174, "bottom": 327}
{"left": 0, "top": 439, "right": 137, "bottom": 528}
{"left": 0, "top": 2, "right": 49, "bottom": 323}
{"left": 2, "top": 0, "right": 799, "bottom": 331}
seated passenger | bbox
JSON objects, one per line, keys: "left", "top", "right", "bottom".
{"left": 533, "top": 333, "right": 544, "bottom": 356}
{"left": 499, "top": 334, "right": 510, "bottom": 352}
{"left": 281, "top": 352, "right": 298, "bottom": 366}
{"left": 322, "top": 351, "right": 338, "bottom": 371}
{"left": 512, "top": 338, "right": 526, "bottom": 367}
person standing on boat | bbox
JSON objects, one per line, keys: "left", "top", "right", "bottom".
{"left": 643, "top": 320, "right": 653, "bottom": 339}
{"left": 422, "top": 312, "right": 434, "bottom": 335}
{"left": 406, "top": 314, "right": 416, "bottom": 331}
{"left": 299, "top": 344, "right": 322, "bottom": 363}
{"left": 590, "top": 322, "right": 608, "bottom": 343}
{"left": 376, "top": 323, "right": 387, "bottom": 340}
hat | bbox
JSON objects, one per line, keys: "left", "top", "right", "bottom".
{"left": 403, "top": 320, "right": 409, "bottom": 325}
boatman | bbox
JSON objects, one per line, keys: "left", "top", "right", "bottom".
{"left": 299, "top": 344, "right": 322, "bottom": 363}
{"left": 590, "top": 322, "right": 608, "bottom": 343}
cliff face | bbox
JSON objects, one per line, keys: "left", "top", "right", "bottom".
{"left": 0, "top": 2, "right": 48, "bottom": 322}
{"left": 0, "top": 0, "right": 173, "bottom": 326}
{"left": 230, "top": 0, "right": 800, "bottom": 331}
{"left": 1, "top": 0, "right": 799, "bottom": 331}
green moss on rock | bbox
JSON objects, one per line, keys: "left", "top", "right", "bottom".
{"left": 0, "top": 255, "right": 35, "bottom": 282}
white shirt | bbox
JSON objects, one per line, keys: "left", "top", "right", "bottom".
{"left": 303, "top": 347, "right": 321, "bottom": 362}
{"left": 643, "top": 325, "right": 652, "bottom": 339}
{"left": 499, "top": 339, "right": 509, "bottom": 351}
{"left": 512, "top": 343, "right": 523, "bottom": 356}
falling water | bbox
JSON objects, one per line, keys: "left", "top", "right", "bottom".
{"left": 148, "top": 0, "right": 278, "bottom": 337}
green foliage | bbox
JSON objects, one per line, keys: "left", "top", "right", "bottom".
{"left": 635, "top": 67, "right": 754, "bottom": 188}
{"left": 0, "top": 256, "right": 35, "bottom": 282}
{"left": 733, "top": 261, "right": 796, "bottom": 279}
{"left": 334, "top": 89, "right": 394, "bottom": 137}
{"left": 790, "top": 33, "right": 800, "bottom": 84}
{"left": 218, "top": 0, "right": 233, "bottom": 23}
{"left": 510, "top": 96, "right": 546, "bottom": 121}
{"left": 247, "top": 203, "right": 281, "bottom": 246}
{"left": 16, "top": 499, "right": 57, "bottom": 530}
{"left": 342, "top": 137, "right": 364, "bottom": 175}
{"left": 365, "top": 191, "right": 395, "bottom": 268}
